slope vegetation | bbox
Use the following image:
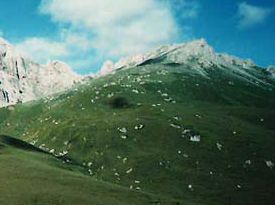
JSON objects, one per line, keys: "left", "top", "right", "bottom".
{"left": 0, "top": 63, "right": 275, "bottom": 205}
{"left": 0, "top": 135, "right": 178, "bottom": 205}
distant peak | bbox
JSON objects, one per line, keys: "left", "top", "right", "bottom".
{"left": 49, "top": 60, "right": 67, "bottom": 66}
{"left": 98, "top": 39, "right": 215, "bottom": 76}
{"left": 186, "top": 38, "right": 209, "bottom": 47}
{"left": 148, "top": 38, "right": 212, "bottom": 57}
{"left": 46, "top": 60, "right": 71, "bottom": 71}
{"left": 98, "top": 39, "right": 259, "bottom": 77}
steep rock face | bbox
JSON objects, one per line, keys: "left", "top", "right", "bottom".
{"left": 0, "top": 38, "right": 82, "bottom": 107}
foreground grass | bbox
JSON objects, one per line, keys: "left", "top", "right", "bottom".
{"left": 0, "top": 136, "right": 183, "bottom": 205}
{"left": 0, "top": 64, "right": 275, "bottom": 204}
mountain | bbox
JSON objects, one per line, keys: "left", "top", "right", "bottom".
{"left": 100, "top": 39, "right": 274, "bottom": 86}
{"left": 0, "top": 39, "right": 275, "bottom": 205}
{"left": 0, "top": 38, "right": 82, "bottom": 107}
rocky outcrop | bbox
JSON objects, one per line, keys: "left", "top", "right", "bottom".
{"left": 267, "top": 66, "right": 275, "bottom": 78}
{"left": 0, "top": 38, "right": 82, "bottom": 107}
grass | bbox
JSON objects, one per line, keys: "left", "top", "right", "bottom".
{"left": 0, "top": 135, "right": 182, "bottom": 205}
{"left": 0, "top": 64, "right": 275, "bottom": 204}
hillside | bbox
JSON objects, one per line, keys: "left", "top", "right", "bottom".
{"left": 1, "top": 40, "right": 275, "bottom": 205}
{"left": 0, "top": 135, "right": 177, "bottom": 205}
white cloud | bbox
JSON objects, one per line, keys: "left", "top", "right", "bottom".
{"left": 238, "top": 2, "right": 273, "bottom": 29}
{"left": 16, "top": 31, "right": 93, "bottom": 64}
{"left": 16, "top": 38, "right": 68, "bottom": 62}
{"left": 13, "top": 0, "right": 199, "bottom": 73}
{"left": 166, "top": 0, "right": 199, "bottom": 19}
{"left": 39, "top": 0, "right": 182, "bottom": 58}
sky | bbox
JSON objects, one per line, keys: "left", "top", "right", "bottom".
{"left": 0, "top": 0, "right": 274, "bottom": 74}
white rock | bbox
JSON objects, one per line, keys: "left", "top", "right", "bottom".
{"left": 245, "top": 160, "right": 252, "bottom": 165}
{"left": 107, "top": 93, "right": 114, "bottom": 98}
{"left": 173, "top": 116, "right": 180, "bottom": 121}
{"left": 190, "top": 135, "right": 201, "bottom": 142}
{"left": 126, "top": 168, "right": 133, "bottom": 174}
{"left": 216, "top": 142, "right": 223, "bottom": 151}
{"left": 121, "top": 135, "right": 127, "bottom": 139}
{"left": 123, "top": 157, "right": 128, "bottom": 164}
{"left": 88, "top": 169, "right": 93, "bottom": 175}
{"left": 195, "top": 114, "right": 202, "bottom": 118}
{"left": 265, "top": 160, "right": 274, "bottom": 169}
{"left": 170, "top": 123, "right": 181, "bottom": 129}
{"left": 118, "top": 127, "right": 127, "bottom": 133}
{"left": 134, "top": 124, "right": 144, "bottom": 130}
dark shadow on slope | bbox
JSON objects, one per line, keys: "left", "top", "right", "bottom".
{"left": 137, "top": 56, "right": 165, "bottom": 66}
{"left": 0, "top": 135, "right": 80, "bottom": 167}
{"left": 0, "top": 135, "right": 46, "bottom": 153}
{"left": 109, "top": 96, "right": 132, "bottom": 109}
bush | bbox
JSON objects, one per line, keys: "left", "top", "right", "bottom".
{"left": 109, "top": 96, "right": 130, "bottom": 109}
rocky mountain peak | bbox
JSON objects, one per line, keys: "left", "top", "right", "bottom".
{"left": 0, "top": 37, "right": 82, "bottom": 107}
{"left": 98, "top": 39, "right": 257, "bottom": 77}
{"left": 98, "top": 39, "right": 216, "bottom": 75}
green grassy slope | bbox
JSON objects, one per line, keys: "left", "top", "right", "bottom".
{"left": 0, "top": 64, "right": 275, "bottom": 205}
{"left": 0, "top": 135, "right": 180, "bottom": 205}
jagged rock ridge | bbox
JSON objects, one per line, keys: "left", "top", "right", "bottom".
{"left": 0, "top": 38, "right": 82, "bottom": 107}
{"left": 100, "top": 40, "right": 252, "bottom": 73}
{"left": 99, "top": 39, "right": 274, "bottom": 86}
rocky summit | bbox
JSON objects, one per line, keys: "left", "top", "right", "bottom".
{"left": 0, "top": 38, "right": 82, "bottom": 107}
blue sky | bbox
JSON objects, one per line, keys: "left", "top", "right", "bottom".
{"left": 0, "top": 0, "right": 274, "bottom": 74}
